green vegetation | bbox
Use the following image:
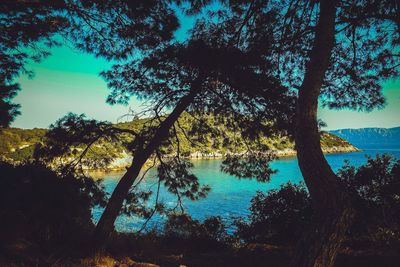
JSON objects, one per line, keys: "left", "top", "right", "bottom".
{"left": 0, "top": 113, "right": 357, "bottom": 165}
{"left": 0, "top": 128, "right": 46, "bottom": 161}
{"left": 2, "top": 156, "right": 398, "bottom": 267}
{"left": 0, "top": 162, "right": 106, "bottom": 250}
{"left": 320, "top": 131, "right": 354, "bottom": 150}
{"left": 235, "top": 155, "right": 400, "bottom": 248}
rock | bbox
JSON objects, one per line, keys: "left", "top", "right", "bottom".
{"left": 130, "top": 263, "right": 159, "bottom": 267}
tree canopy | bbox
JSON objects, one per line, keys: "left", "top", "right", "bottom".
{"left": 1, "top": 1, "right": 399, "bottom": 266}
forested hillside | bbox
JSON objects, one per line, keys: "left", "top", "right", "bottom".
{"left": 1, "top": 113, "right": 358, "bottom": 167}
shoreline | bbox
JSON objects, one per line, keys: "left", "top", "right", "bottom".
{"left": 89, "top": 146, "right": 361, "bottom": 176}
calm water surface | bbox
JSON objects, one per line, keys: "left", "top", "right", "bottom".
{"left": 92, "top": 144, "right": 400, "bottom": 232}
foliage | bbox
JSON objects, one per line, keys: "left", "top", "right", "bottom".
{"left": 320, "top": 131, "right": 354, "bottom": 149}
{"left": 158, "top": 158, "right": 211, "bottom": 205}
{"left": 163, "top": 213, "right": 228, "bottom": 250}
{"left": 234, "top": 182, "right": 312, "bottom": 245}
{"left": 2, "top": 1, "right": 398, "bottom": 252}
{"left": 221, "top": 153, "right": 277, "bottom": 182}
{"left": 0, "top": 114, "right": 354, "bottom": 164}
{"left": 235, "top": 155, "right": 400, "bottom": 246}
{"left": 0, "top": 0, "right": 71, "bottom": 127}
{"left": 338, "top": 155, "right": 400, "bottom": 245}
{"left": 0, "top": 161, "right": 106, "bottom": 247}
{"left": 0, "top": 127, "right": 46, "bottom": 160}
{"left": 121, "top": 190, "right": 165, "bottom": 222}
{"left": 33, "top": 113, "right": 129, "bottom": 170}
{"left": 0, "top": 0, "right": 179, "bottom": 127}
{"left": 189, "top": 0, "right": 399, "bottom": 111}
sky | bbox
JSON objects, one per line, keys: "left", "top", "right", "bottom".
{"left": 10, "top": 6, "right": 400, "bottom": 130}
{"left": 12, "top": 44, "right": 400, "bottom": 130}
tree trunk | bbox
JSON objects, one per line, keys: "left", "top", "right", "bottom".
{"left": 92, "top": 80, "right": 202, "bottom": 248}
{"left": 292, "top": 1, "right": 355, "bottom": 267}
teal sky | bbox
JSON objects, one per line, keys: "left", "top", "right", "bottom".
{"left": 10, "top": 6, "right": 400, "bottom": 130}
{"left": 12, "top": 44, "right": 400, "bottom": 130}
{"left": 12, "top": 44, "right": 399, "bottom": 130}
{"left": 319, "top": 80, "right": 400, "bottom": 130}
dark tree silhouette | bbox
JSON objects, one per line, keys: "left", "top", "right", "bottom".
{"left": 0, "top": 161, "right": 106, "bottom": 248}
{"left": 1, "top": 0, "right": 197, "bottom": 247}
{"left": 2, "top": 4, "right": 293, "bottom": 247}
{"left": 284, "top": 2, "right": 398, "bottom": 266}
{"left": 38, "top": 37, "right": 294, "bottom": 246}
{"left": 186, "top": 1, "right": 399, "bottom": 266}
{"left": 339, "top": 155, "right": 400, "bottom": 245}
{"left": 2, "top": 1, "right": 399, "bottom": 264}
{"left": 236, "top": 154, "right": 400, "bottom": 247}
{"left": 234, "top": 182, "right": 312, "bottom": 245}
{"left": 95, "top": 38, "right": 294, "bottom": 244}
{"left": 291, "top": 3, "right": 354, "bottom": 266}
{"left": 0, "top": 0, "right": 178, "bottom": 127}
{"left": 6, "top": 0, "right": 293, "bottom": 247}
{"left": 0, "top": 1, "right": 67, "bottom": 127}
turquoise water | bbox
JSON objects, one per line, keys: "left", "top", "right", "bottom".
{"left": 92, "top": 145, "right": 400, "bottom": 233}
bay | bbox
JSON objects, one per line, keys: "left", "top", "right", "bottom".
{"left": 92, "top": 144, "right": 400, "bottom": 233}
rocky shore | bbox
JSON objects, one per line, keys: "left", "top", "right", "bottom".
{"left": 102, "top": 144, "right": 361, "bottom": 171}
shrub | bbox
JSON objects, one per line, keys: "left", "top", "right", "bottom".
{"left": 0, "top": 161, "right": 106, "bottom": 248}
{"left": 338, "top": 155, "right": 400, "bottom": 246}
{"left": 236, "top": 155, "right": 400, "bottom": 246}
{"left": 163, "top": 213, "right": 228, "bottom": 250}
{"left": 234, "top": 182, "right": 312, "bottom": 245}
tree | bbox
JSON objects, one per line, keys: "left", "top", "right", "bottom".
{"left": 285, "top": 1, "right": 398, "bottom": 266}
{"left": 95, "top": 35, "right": 295, "bottom": 244}
{"left": 291, "top": 2, "right": 355, "bottom": 266}
{"left": 1, "top": 0, "right": 202, "bottom": 248}
{"left": 0, "top": 0, "right": 67, "bottom": 127}
{"left": 5, "top": 1, "right": 293, "bottom": 248}
{"left": 0, "top": 0, "right": 179, "bottom": 127}
{"left": 39, "top": 35, "right": 294, "bottom": 246}
{"left": 185, "top": 1, "right": 399, "bottom": 266}
{"left": 4, "top": 1, "right": 398, "bottom": 263}
{"left": 3, "top": 3, "right": 295, "bottom": 248}
{"left": 235, "top": 155, "right": 400, "bottom": 247}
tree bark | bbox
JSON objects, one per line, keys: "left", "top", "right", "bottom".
{"left": 92, "top": 79, "right": 202, "bottom": 248}
{"left": 292, "top": 1, "right": 355, "bottom": 267}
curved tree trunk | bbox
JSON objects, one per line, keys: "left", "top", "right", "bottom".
{"left": 92, "top": 80, "right": 202, "bottom": 248}
{"left": 292, "top": 1, "right": 355, "bottom": 267}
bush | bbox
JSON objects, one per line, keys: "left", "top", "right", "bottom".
{"left": 338, "top": 155, "right": 400, "bottom": 246}
{"left": 163, "top": 213, "right": 228, "bottom": 250}
{"left": 234, "top": 182, "right": 312, "bottom": 245}
{"left": 236, "top": 155, "right": 400, "bottom": 246}
{"left": 0, "top": 161, "right": 106, "bottom": 248}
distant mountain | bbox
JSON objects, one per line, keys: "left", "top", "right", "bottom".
{"left": 330, "top": 127, "right": 400, "bottom": 146}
